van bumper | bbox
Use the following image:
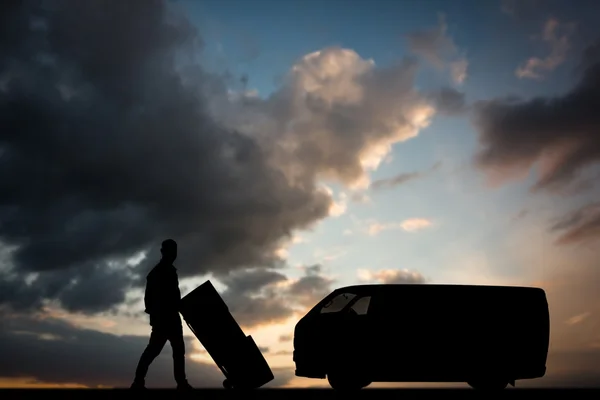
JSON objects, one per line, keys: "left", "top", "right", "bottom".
{"left": 514, "top": 365, "right": 546, "bottom": 381}
{"left": 293, "top": 350, "right": 326, "bottom": 379}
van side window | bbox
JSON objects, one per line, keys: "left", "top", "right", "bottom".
{"left": 321, "top": 293, "right": 356, "bottom": 313}
{"left": 350, "top": 296, "right": 371, "bottom": 315}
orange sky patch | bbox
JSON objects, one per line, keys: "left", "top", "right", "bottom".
{"left": 0, "top": 377, "right": 92, "bottom": 388}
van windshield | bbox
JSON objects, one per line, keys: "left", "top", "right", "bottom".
{"left": 320, "top": 292, "right": 356, "bottom": 314}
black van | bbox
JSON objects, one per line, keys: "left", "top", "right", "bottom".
{"left": 293, "top": 284, "right": 550, "bottom": 390}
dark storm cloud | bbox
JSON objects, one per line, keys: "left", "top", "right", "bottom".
{"left": 0, "top": 264, "right": 133, "bottom": 314}
{"left": 0, "top": 1, "right": 331, "bottom": 313}
{"left": 0, "top": 310, "right": 299, "bottom": 388}
{"left": 220, "top": 269, "right": 294, "bottom": 328}
{"left": 0, "top": 312, "right": 228, "bottom": 388}
{"left": 219, "top": 268, "right": 288, "bottom": 295}
{"left": 472, "top": 38, "right": 600, "bottom": 192}
{"left": 501, "top": 0, "right": 543, "bottom": 19}
{"left": 220, "top": 265, "right": 333, "bottom": 328}
{"left": 285, "top": 265, "right": 333, "bottom": 308}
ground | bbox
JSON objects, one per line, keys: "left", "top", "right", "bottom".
{"left": 1, "top": 389, "right": 599, "bottom": 399}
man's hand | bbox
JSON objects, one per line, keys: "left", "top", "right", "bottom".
{"left": 149, "top": 311, "right": 180, "bottom": 327}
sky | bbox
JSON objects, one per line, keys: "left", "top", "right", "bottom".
{"left": 1, "top": 0, "right": 600, "bottom": 389}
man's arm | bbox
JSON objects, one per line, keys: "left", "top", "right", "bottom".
{"left": 144, "top": 274, "right": 157, "bottom": 315}
{"left": 171, "top": 269, "right": 182, "bottom": 312}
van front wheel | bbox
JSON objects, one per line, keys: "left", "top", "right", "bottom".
{"left": 468, "top": 380, "right": 508, "bottom": 391}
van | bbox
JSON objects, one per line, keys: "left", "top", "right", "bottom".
{"left": 293, "top": 284, "right": 549, "bottom": 390}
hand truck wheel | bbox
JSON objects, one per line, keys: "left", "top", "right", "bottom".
{"left": 223, "top": 379, "right": 233, "bottom": 389}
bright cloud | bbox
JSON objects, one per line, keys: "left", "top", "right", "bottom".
{"left": 400, "top": 218, "right": 433, "bottom": 232}
{"left": 321, "top": 185, "right": 348, "bottom": 217}
{"left": 211, "top": 46, "right": 437, "bottom": 190}
{"left": 357, "top": 268, "right": 427, "bottom": 284}
{"left": 366, "top": 218, "right": 433, "bottom": 235}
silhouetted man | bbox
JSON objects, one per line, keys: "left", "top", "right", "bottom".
{"left": 131, "top": 239, "right": 193, "bottom": 390}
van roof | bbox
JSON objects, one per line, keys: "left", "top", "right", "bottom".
{"left": 334, "top": 284, "right": 545, "bottom": 295}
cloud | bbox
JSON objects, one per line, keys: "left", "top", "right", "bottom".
{"left": 565, "top": 312, "right": 591, "bottom": 326}
{"left": 271, "top": 350, "right": 293, "bottom": 356}
{"left": 285, "top": 265, "right": 335, "bottom": 308}
{"left": 0, "top": 0, "right": 334, "bottom": 313}
{"left": 472, "top": 38, "right": 600, "bottom": 192}
{"left": 212, "top": 46, "right": 437, "bottom": 190}
{"left": 400, "top": 218, "right": 434, "bottom": 232}
{"left": 272, "top": 234, "right": 306, "bottom": 260}
{"left": 357, "top": 268, "right": 427, "bottom": 284}
{"left": 370, "top": 162, "right": 441, "bottom": 191}
{"left": 515, "top": 17, "right": 575, "bottom": 79}
{"left": 371, "top": 171, "right": 422, "bottom": 191}
{"left": 350, "top": 192, "right": 371, "bottom": 204}
{"left": 366, "top": 218, "right": 433, "bottom": 236}
{"left": 550, "top": 202, "right": 600, "bottom": 246}
{"left": 0, "top": 1, "right": 438, "bottom": 314}
{"left": 312, "top": 247, "right": 348, "bottom": 263}
{"left": 0, "top": 264, "right": 330, "bottom": 387}
{"left": 512, "top": 208, "right": 530, "bottom": 222}
{"left": 454, "top": 206, "right": 600, "bottom": 387}
{"left": 449, "top": 59, "right": 468, "bottom": 86}
{"left": 501, "top": 0, "right": 542, "bottom": 19}
{"left": 526, "top": 253, "right": 600, "bottom": 387}
{"left": 428, "top": 87, "right": 467, "bottom": 116}
{"left": 218, "top": 265, "right": 334, "bottom": 328}
{"left": 0, "top": 312, "right": 228, "bottom": 388}
{"left": 322, "top": 186, "right": 348, "bottom": 217}
{"left": 217, "top": 269, "right": 294, "bottom": 328}
{"left": 278, "top": 334, "right": 292, "bottom": 342}
{"left": 406, "top": 14, "right": 468, "bottom": 85}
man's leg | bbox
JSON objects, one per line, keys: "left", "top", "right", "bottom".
{"left": 167, "top": 320, "right": 191, "bottom": 388}
{"left": 133, "top": 326, "right": 168, "bottom": 387}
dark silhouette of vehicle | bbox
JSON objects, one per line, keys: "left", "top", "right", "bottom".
{"left": 293, "top": 284, "right": 550, "bottom": 391}
{"left": 180, "top": 280, "right": 274, "bottom": 389}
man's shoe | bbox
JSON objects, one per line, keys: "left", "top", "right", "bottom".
{"left": 130, "top": 380, "right": 146, "bottom": 389}
{"left": 177, "top": 380, "right": 194, "bottom": 390}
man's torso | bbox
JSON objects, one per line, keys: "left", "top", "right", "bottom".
{"left": 144, "top": 261, "right": 181, "bottom": 324}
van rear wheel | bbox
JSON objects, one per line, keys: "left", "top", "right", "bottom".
{"left": 468, "top": 380, "right": 508, "bottom": 391}
{"left": 327, "top": 370, "right": 371, "bottom": 391}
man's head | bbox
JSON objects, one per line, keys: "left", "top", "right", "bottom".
{"left": 160, "top": 239, "right": 177, "bottom": 263}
